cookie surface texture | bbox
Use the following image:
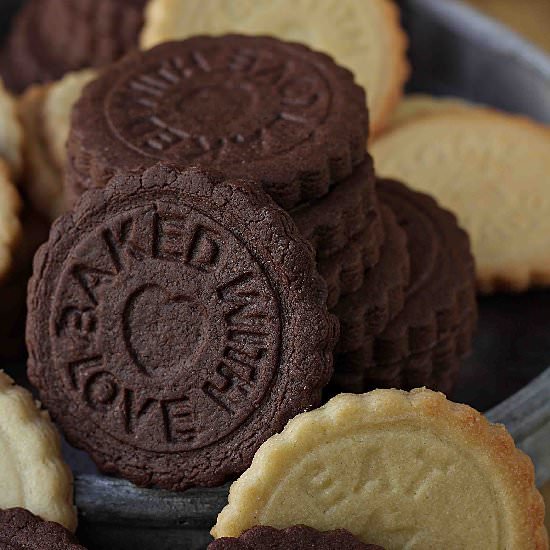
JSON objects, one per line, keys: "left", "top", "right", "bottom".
{"left": 371, "top": 108, "right": 550, "bottom": 292}
{"left": 1, "top": 0, "right": 147, "bottom": 93}
{"left": 140, "top": 0, "right": 408, "bottom": 135}
{"left": 0, "top": 372, "right": 76, "bottom": 531}
{"left": 209, "top": 525, "right": 384, "bottom": 549}
{"left": 27, "top": 164, "right": 337, "bottom": 491}
{"left": 212, "top": 389, "right": 548, "bottom": 550}
{"left": 67, "top": 35, "right": 368, "bottom": 210}
{"left": 0, "top": 508, "right": 85, "bottom": 550}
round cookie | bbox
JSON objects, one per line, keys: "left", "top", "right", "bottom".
{"left": 66, "top": 35, "right": 369, "bottom": 210}
{"left": 0, "top": 159, "right": 22, "bottom": 283}
{"left": 331, "top": 205, "right": 410, "bottom": 353}
{"left": 387, "top": 94, "right": 472, "bottom": 130}
{"left": 212, "top": 389, "right": 548, "bottom": 550}
{"left": 140, "top": 0, "right": 409, "bottom": 135}
{"left": 0, "top": 372, "right": 76, "bottom": 531}
{"left": 371, "top": 107, "right": 550, "bottom": 293}
{"left": 1, "top": 0, "right": 147, "bottom": 93}
{"left": 19, "top": 70, "right": 97, "bottom": 221}
{"left": 0, "top": 508, "right": 85, "bottom": 550}
{"left": 209, "top": 525, "right": 384, "bottom": 549}
{"left": 0, "top": 79, "right": 23, "bottom": 178}
{"left": 27, "top": 163, "right": 337, "bottom": 491}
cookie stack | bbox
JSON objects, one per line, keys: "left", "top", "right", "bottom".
{"left": 61, "top": 35, "right": 476, "bottom": 396}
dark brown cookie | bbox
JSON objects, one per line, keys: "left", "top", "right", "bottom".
{"left": 27, "top": 163, "right": 337, "bottom": 491}
{"left": 66, "top": 35, "right": 368, "bottom": 210}
{"left": 0, "top": 508, "right": 86, "bottom": 550}
{"left": 331, "top": 179, "right": 477, "bottom": 394}
{"left": 291, "top": 159, "right": 379, "bottom": 259}
{"left": 332, "top": 205, "right": 410, "bottom": 353}
{"left": 209, "top": 525, "right": 384, "bottom": 549}
{"left": 1, "top": 0, "right": 147, "bottom": 93}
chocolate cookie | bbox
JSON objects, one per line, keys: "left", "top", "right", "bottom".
{"left": 332, "top": 180, "right": 476, "bottom": 393}
{"left": 1, "top": 0, "right": 147, "bottom": 93}
{"left": 209, "top": 525, "right": 384, "bottom": 549}
{"left": 291, "top": 159, "right": 379, "bottom": 259}
{"left": 27, "top": 163, "right": 337, "bottom": 491}
{"left": 0, "top": 508, "right": 86, "bottom": 550}
{"left": 332, "top": 205, "right": 410, "bottom": 353}
{"left": 66, "top": 35, "right": 368, "bottom": 210}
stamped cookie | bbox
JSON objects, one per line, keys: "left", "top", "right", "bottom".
{"left": 0, "top": 508, "right": 85, "bottom": 549}
{"left": 140, "top": 0, "right": 409, "bottom": 135}
{"left": 212, "top": 389, "right": 548, "bottom": 550}
{"left": 209, "top": 525, "right": 384, "bottom": 549}
{"left": 27, "top": 164, "right": 337, "bottom": 491}
{"left": 19, "top": 70, "right": 97, "bottom": 220}
{"left": 66, "top": 35, "right": 368, "bottom": 210}
{"left": 1, "top": 0, "right": 146, "bottom": 93}
{"left": 371, "top": 108, "right": 550, "bottom": 293}
{"left": 0, "top": 80, "right": 23, "bottom": 178}
{"left": 0, "top": 372, "right": 76, "bottom": 531}
{"left": 332, "top": 205, "right": 409, "bottom": 353}
{"left": 336, "top": 179, "right": 476, "bottom": 392}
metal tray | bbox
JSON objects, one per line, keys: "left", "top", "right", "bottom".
{"left": 2, "top": 1, "right": 550, "bottom": 548}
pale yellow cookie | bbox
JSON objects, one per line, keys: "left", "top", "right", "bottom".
{"left": 19, "top": 69, "right": 96, "bottom": 221}
{"left": 371, "top": 108, "right": 550, "bottom": 293}
{"left": 213, "top": 389, "right": 547, "bottom": 550}
{"left": 0, "top": 371, "right": 77, "bottom": 531}
{"left": 0, "top": 159, "right": 22, "bottom": 282}
{"left": 140, "top": 0, "right": 409, "bottom": 136}
{"left": 0, "top": 79, "right": 23, "bottom": 179}
{"left": 387, "top": 94, "right": 472, "bottom": 130}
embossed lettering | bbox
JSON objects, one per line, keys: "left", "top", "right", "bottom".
{"left": 56, "top": 307, "right": 97, "bottom": 339}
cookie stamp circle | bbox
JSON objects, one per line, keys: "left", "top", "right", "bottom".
{"left": 104, "top": 46, "right": 331, "bottom": 163}
{"left": 67, "top": 35, "right": 368, "bottom": 209}
{"left": 28, "top": 164, "right": 336, "bottom": 490}
{"left": 51, "top": 203, "right": 281, "bottom": 453}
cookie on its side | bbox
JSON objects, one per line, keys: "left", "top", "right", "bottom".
{"left": 67, "top": 35, "right": 369, "bottom": 210}
{"left": 0, "top": 508, "right": 85, "bottom": 549}
{"left": 27, "top": 163, "right": 337, "bottom": 491}
{"left": 371, "top": 107, "right": 550, "bottom": 293}
{"left": 18, "top": 70, "right": 96, "bottom": 221}
{"left": 209, "top": 525, "right": 384, "bottom": 549}
{"left": 1, "top": 0, "right": 146, "bottom": 93}
{"left": 140, "top": 0, "right": 409, "bottom": 135}
{"left": 0, "top": 372, "right": 76, "bottom": 531}
{"left": 212, "top": 389, "right": 548, "bottom": 550}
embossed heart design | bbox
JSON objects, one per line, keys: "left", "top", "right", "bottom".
{"left": 123, "top": 284, "right": 206, "bottom": 377}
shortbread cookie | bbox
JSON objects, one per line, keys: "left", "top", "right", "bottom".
{"left": 332, "top": 205, "right": 409, "bottom": 353}
{"left": 19, "top": 70, "right": 96, "bottom": 220}
{"left": 0, "top": 508, "right": 84, "bottom": 549}
{"left": 209, "top": 525, "right": 384, "bottom": 549}
{"left": 0, "top": 80, "right": 23, "bottom": 178}
{"left": 388, "top": 94, "right": 471, "bottom": 130}
{"left": 0, "top": 159, "right": 22, "bottom": 282}
{"left": 212, "top": 389, "right": 548, "bottom": 550}
{"left": 371, "top": 108, "right": 550, "bottom": 292}
{"left": 140, "top": 0, "right": 409, "bottom": 135}
{"left": 0, "top": 372, "right": 76, "bottom": 531}
{"left": 27, "top": 164, "right": 337, "bottom": 491}
{"left": 67, "top": 35, "right": 368, "bottom": 210}
{"left": 1, "top": 0, "right": 147, "bottom": 93}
